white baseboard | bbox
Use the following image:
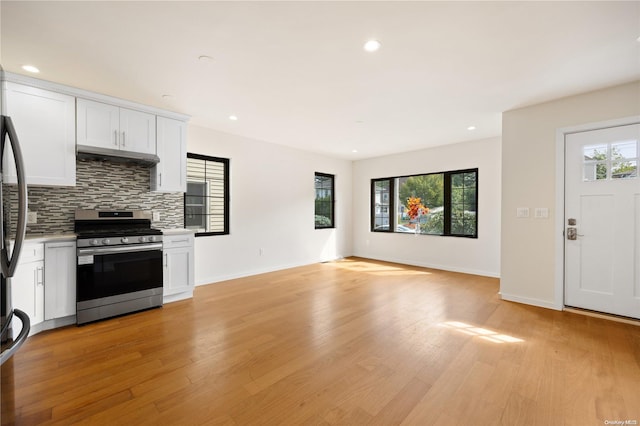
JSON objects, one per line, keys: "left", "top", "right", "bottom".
{"left": 354, "top": 254, "right": 500, "bottom": 278}
{"left": 500, "top": 292, "right": 563, "bottom": 311}
{"left": 197, "top": 255, "right": 498, "bottom": 286}
{"left": 195, "top": 258, "right": 343, "bottom": 286}
{"left": 163, "top": 291, "right": 193, "bottom": 304}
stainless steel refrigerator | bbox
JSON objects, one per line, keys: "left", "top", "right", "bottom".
{"left": 0, "top": 109, "right": 30, "bottom": 423}
{"left": 0, "top": 114, "right": 29, "bottom": 362}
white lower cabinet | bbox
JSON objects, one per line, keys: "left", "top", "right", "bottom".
{"left": 44, "top": 241, "right": 76, "bottom": 320}
{"left": 11, "top": 242, "right": 45, "bottom": 335}
{"left": 11, "top": 238, "right": 77, "bottom": 337}
{"left": 163, "top": 232, "right": 195, "bottom": 302}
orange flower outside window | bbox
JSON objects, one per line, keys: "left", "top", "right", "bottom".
{"left": 406, "top": 196, "right": 429, "bottom": 221}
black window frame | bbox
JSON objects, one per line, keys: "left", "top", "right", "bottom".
{"left": 184, "top": 153, "right": 230, "bottom": 237}
{"left": 370, "top": 168, "right": 478, "bottom": 238}
{"left": 315, "top": 172, "right": 335, "bottom": 229}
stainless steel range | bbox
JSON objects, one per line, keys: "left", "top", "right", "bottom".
{"left": 75, "top": 210, "right": 163, "bottom": 325}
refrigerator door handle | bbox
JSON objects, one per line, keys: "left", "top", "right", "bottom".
{"left": 1, "top": 116, "right": 28, "bottom": 278}
{"left": 0, "top": 308, "right": 30, "bottom": 366}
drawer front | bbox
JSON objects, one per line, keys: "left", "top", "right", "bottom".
{"left": 163, "top": 234, "right": 194, "bottom": 249}
{"left": 17, "top": 242, "right": 45, "bottom": 263}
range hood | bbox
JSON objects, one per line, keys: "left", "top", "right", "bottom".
{"left": 77, "top": 145, "right": 160, "bottom": 167}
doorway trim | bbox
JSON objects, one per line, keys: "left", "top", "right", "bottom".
{"left": 554, "top": 115, "right": 640, "bottom": 311}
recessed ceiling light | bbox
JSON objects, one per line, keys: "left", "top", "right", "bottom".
{"left": 229, "top": 115, "right": 238, "bottom": 121}
{"left": 198, "top": 55, "right": 214, "bottom": 62}
{"left": 161, "top": 94, "right": 173, "bottom": 100}
{"left": 467, "top": 126, "right": 476, "bottom": 131}
{"left": 352, "top": 149, "right": 358, "bottom": 153}
{"left": 22, "top": 65, "right": 40, "bottom": 73}
{"left": 363, "top": 40, "right": 381, "bottom": 52}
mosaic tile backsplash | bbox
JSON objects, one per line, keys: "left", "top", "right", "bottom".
{"left": 6, "top": 159, "right": 184, "bottom": 235}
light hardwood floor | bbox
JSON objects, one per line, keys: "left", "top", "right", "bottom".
{"left": 2, "top": 257, "right": 639, "bottom": 425}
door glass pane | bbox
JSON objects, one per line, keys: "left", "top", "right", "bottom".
{"left": 612, "top": 160, "right": 637, "bottom": 179}
{"left": 583, "top": 144, "right": 608, "bottom": 160}
{"left": 583, "top": 163, "right": 607, "bottom": 181}
{"left": 611, "top": 140, "right": 637, "bottom": 160}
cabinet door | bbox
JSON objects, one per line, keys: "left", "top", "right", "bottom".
{"left": 44, "top": 242, "right": 76, "bottom": 320}
{"left": 164, "top": 247, "right": 193, "bottom": 296}
{"left": 3, "top": 82, "right": 76, "bottom": 186}
{"left": 11, "top": 261, "right": 45, "bottom": 328}
{"left": 152, "top": 117, "right": 186, "bottom": 192}
{"left": 77, "top": 98, "right": 120, "bottom": 150}
{"left": 120, "top": 107, "right": 156, "bottom": 155}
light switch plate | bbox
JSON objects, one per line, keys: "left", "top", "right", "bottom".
{"left": 152, "top": 212, "right": 160, "bottom": 221}
{"left": 516, "top": 207, "right": 529, "bottom": 218}
{"left": 534, "top": 208, "right": 549, "bottom": 219}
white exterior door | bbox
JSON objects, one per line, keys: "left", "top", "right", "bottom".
{"left": 564, "top": 123, "right": 640, "bottom": 319}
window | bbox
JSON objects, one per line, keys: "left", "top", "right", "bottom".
{"left": 185, "top": 153, "right": 229, "bottom": 236}
{"left": 583, "top": 140, "right": 638, "bottom": 181}
{"left": 315, "top": 172, "right": 335, "bottom": 228}
{"left": 371, "top": 168, "right": 478, "bottom": 238}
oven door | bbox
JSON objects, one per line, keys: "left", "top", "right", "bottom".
{"left": 77, "top": 243, "right": 163, "bottom": 303}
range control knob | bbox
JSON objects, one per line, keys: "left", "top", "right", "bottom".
{"left": 139, "top": 236, "right": 148, "bottom": 243}
{"left": 149, "top": 236, "right": 157, "bottom": 242}
{"left": 102, "top": 239, "right": 111, "bottom": 245}
{"left": 90, "top": 239, "right": 100, "bottom": 246}
{"left": 121, "top": 237, "right": 129, "bottom": 244}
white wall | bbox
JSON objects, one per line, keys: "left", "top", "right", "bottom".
{"left": 188, "top": 125, "right": 353, "bottom": 285}
{"left": 501, "top": 80, "right": 640, "bottom": 309}
{"left": 352, "top": 137, "right": 502, "bottom": 277}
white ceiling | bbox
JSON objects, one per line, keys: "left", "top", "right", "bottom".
{"left": 1, "top": 1, "right": 639, "bottom": 160}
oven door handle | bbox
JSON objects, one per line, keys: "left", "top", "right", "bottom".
{"left": 77, "top": 243, "right": 163, "bottom": 256}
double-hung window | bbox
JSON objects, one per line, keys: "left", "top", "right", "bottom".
{"left": 185, "top": 153, "right": 230, "bottom": 236}
{"left": 371, "top": 168, "right": 478, "bottom": 237}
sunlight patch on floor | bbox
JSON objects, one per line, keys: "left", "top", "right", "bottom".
{"left": 329, "top": 260, "right": 432, "bottom": 276}
{"left": 440, "top": 321, "right": 524, "bottom": 344}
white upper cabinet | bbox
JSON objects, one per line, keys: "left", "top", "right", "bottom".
{"left": 152, "top": 116, "right": 186, "bottom": 192}
{"left": 2, "top": 82, "right": 76, "bottom": 186}
{"left": 76, "top": 99, "right": 119, "bottom": 150}
{"left": 77, "top": 98, "right": 156, "bottom": 155}
{"left": 119, "top": 107, "right": 157, "bottom": 155}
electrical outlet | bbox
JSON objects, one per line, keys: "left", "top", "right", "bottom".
{"left": 27, "top": 211, "right": 37, "bottom": 224}
{"left": 259, "top": 248, "right": 264, "bottom": 256}
{"left": 152, "top": 212, "right": 160, "bottom": 221}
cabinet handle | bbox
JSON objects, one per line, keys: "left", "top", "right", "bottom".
{"left": 164, "top": 253, "right": 168, "bottom": 267}
{"left": 122, "top": 131, "right": 126, "bottom": 147}
{"left": 114, "top": 130, "right": 118, "bottom": 146}
{"left": 37, "top": 267, "right": 44, "bottom": 286}
{"left": 159, "top": 173, "right": 162, "bottom": 187}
